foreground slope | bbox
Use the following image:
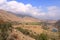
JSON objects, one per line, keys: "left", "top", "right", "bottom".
{"left": 0, "top": 11, "right": 35, "bottom": 40}
{"left": 7, "top": 29, "right": 35, "bottom": 40}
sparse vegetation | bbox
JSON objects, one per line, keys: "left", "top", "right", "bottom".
{"left": 54, "top": 20, "right": 60, "bottom": 39}
{"left": 36, "top": 33, "right": 48, "bottom": 40}
{"left": 0, "top": 21, "right": 13, "bottom": 40}
{"left": 16, "top": 27, "right": 49, "bottom": 40}
{"left": 16, "top": 27, "right": 30, "bottom": 35}
{"left": 25, "top": 22, "right": 42, "bottom": 25}
{"left": 40, "top": 22, "right": 49, "bottom": 30}
{"left": 25, "top": 22, "right": 50, "bottom": 30}
{"left": 0, "top": 10, "right": 59, "bottom": 40}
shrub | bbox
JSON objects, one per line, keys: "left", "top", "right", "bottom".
{"left": 16, "top": 27, "right": 48, "bottom": 40}
{"left": 36, "top": 33, "right": 48, "bottom": 40}
{"left": 0, "top": 22, "right": 13, "bottom": 40}
{"left": 16, "top": 27, "right": 30, "bottom": 35}
{"left": 54, "top": 20, "right": 60, "bottom": 39}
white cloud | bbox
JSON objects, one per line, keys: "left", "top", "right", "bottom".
{"left": 0, "top": 0, "right": 60, "bottom": 20}
{"left": 47, "top": 6, "right": 60, "bottom": 19}
{"left": 0, "top": 0, "right": 7, "bottom": 4}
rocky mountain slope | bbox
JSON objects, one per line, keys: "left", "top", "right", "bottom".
{"left": 0, "top": 9, "right": 58, "bottom": 40}
{"left": 0, "top": 10, "right": 35, "bottom": 40}
{"left": 7, "top": 29, "right": 35, "bottom": 40}
{"left": 0, "top": 10, "right": 41, "bottom": 23}
{"left": 0, "top": 10, "right": 23, "bottom": 22}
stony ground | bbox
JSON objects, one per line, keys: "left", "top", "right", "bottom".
{"left": 7, "top": 29, "right": 35, "bottom": 40}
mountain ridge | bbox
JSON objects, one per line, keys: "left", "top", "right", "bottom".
{"left": 0, "top": 10, "right": 42, "bottom": 22}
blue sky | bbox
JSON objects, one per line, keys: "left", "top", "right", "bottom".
{"left": 15, "top": 0, "right": 60, "bottom": 7}
{"left": 0, "top": 0, "right": 60, "bottom": 20}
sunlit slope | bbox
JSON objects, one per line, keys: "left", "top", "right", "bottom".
{"left": 0, "top": 10, "right": 22, "bottom": 22}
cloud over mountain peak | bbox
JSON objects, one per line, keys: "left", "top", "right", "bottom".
{"left": 0, "top": 0, "right": 60, "bottom": 20}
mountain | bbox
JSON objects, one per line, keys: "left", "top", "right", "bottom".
{"left": 0, "top": 9, "right": 57, "bottom": 24}
{"left": 0, "top": 10, "right": 41, "bottom": 23}
{"left": 0, "top": 10, "right": 58, "bottom": 40}
{"left": 0, "top": 10, "right": 23, "bottom": 22}
{"left": 0, "top": 10, "right": 35, "bottom": 40}
{"left": 11, "top": 13, "right": 42, "bottom": 22}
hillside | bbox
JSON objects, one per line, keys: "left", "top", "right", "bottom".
{"left": 0, "top": 9, "right": 57, "bottom": 23}
{"left": 0, "top": 10, "right": 23, "bottom": 22}
{"left": 0, "top": 10, "right": 59, "bottom": 40}
{"left": 7, "top": 29, "right": 35, "bottom": 40}
{"left": 0, "top": 11, "right": 35, "bottom": 40}
{"left": 0, "top": 10, "right": 42, "bottom": 23}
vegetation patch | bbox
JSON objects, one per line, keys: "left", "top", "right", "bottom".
{"left": 16, "top": 27, "right": 30, "bottom": 35}
{"left": 16, "top": 27, "right": 49, "bottom": 40}
{"left": 0, "top": 22, "right": 13, "bottom": 40}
